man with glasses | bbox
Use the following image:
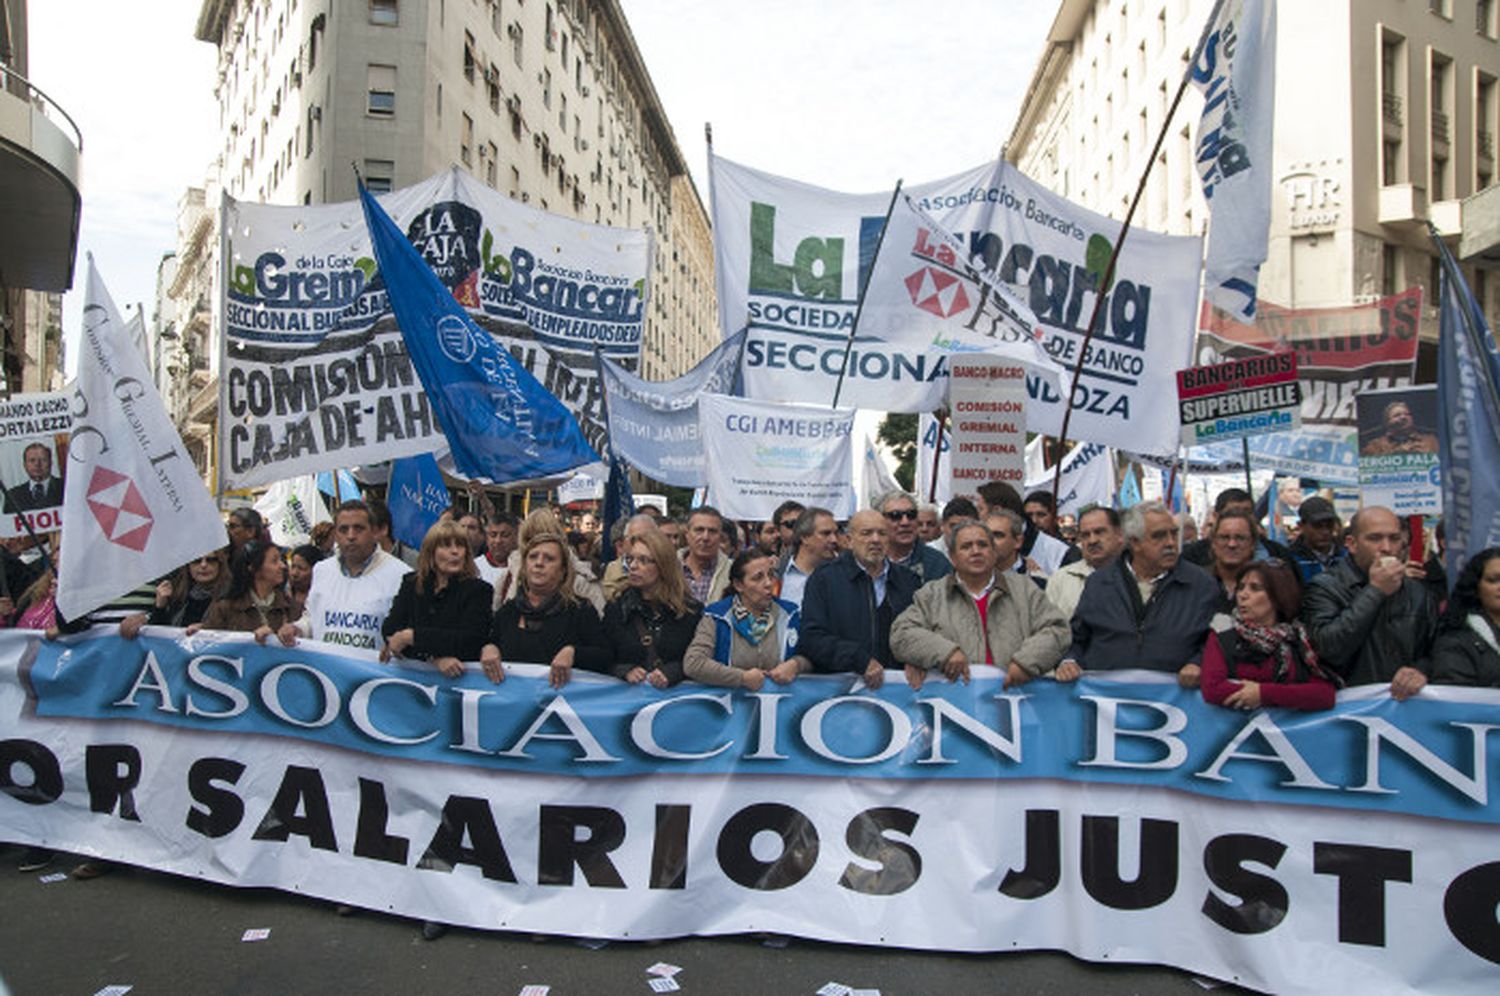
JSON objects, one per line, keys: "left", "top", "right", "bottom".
{"left": 601, "top": 513, "right": 659, "bottom": 601}
{"left": 1181, "top": 488, "right": 1292, "bottom": 568}
{"left": 1058, "top": 501, "right": 1220, "bottom": 687}
{"left": 877, "top": 490, "right": 952, "bottom": 584}
{"left": 1206, "top": 509, "right": 1259, "bottom": 611}
{"left": 771, "top": 500, "right": 806, "bottom": 558}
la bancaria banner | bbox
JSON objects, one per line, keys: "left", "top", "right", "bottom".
{"left": 3, "top": 631, "right": 1500, "bottom": 994}
{"left": 712, "top": 154, "right": 1202, "bottom": 454}
{"left": 219, "top": 168, "right": 652, "bottom": 489}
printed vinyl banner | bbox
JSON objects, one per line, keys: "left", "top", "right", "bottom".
{"left": 1197, "top": 288, "right": 1422, "bottom": 426}
{"left": 0, "top": 391, "right": 71, "bottom": 538}
{"left": 712, "top": 155, "right": 1203, "bottom": 454}
{"left": 3, "top": 629, "right": 1500, "bottom": 995}
{"left": 1357, "top": 385, "right": 1442, "bottom": 516}
{"left": 697, "top": 394, "right": 855, "bottom": 519}
{"left": 219, "top": 168, "right": 653, "bottom": 489}
{"left": 1176, "top": 353, "right": 1301, "bottom": 447}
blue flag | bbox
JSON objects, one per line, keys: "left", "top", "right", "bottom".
{"left": 1433, "top": 228, "right": 1500, "bottom": 585}
{"left": 316, "top": 468, "right": 360, "bottom": 501}
{"left": 1118, "top": 465, "right": 1142, "bottom": 509}
{"left": 387, "top": 453, "right": 450, "bottom": 550}
{"left": 599, "top": 450, "right": 635, "bottom": 564}
{"left": 358, "top": 184, "right": 598, "bottom": 482}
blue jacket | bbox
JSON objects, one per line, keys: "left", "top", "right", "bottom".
{"left": 800, "top": 551, "right": 921, "bottom": 673}
{"left": 700, "top": 595, "right": 803, "bottom": 664}
{"left": 1067, "top": 554, "right": 1221, "bottom": 672}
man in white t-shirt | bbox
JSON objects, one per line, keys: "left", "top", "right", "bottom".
{"left": 475, "top": 513, "right": 518, "bottom": 596}
{"left": 278, "top": 500, "right": 411, "bottom": 651}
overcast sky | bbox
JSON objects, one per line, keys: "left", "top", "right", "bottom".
{"left": 29, "top": 1, "right": 1057, "bottom": 378}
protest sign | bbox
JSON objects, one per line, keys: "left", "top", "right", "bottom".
{"left": 252, "top": 476, "right": 329, "bottom": 547}
{"left": 57, "top": 263, "right": 227, "bottom": 621}
{"left": 1357, "top": 386, "right": 1442, "bottom": 516}
{"left": 713, "top": 154, "right": 1202, "bottom": 454}
{"left": 947, "top": 361, "right": 1026, "bottom": 492}
{"left": 219, "top": 168, "right": 652, "bottom": 489}
{"left": 599, "top": 332, "right": 745, "bottom": 487}
{"left": 1197, "top": 288, "right": 1421, "bottom": 426}
{"left": 558, "top": 469, "right": 605, "bottom": 503}
{"left": 0, "top": 391, "right": 70, "bottom": 538}
{"left": 1176, "top": 353, "right": 1301, "bottom": 447}
{"left": 697, "top": 394, "right": 855, "bottom": 519}
{"left": 3, "top": 628, "right": 1499, "bottom": 995}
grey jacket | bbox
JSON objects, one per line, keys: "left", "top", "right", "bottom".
{"left": 891, "top": 571, "right": 1070, "bottom": 676}
{"left": 1302, "top": 557, "right": 1438, "bottom": 685}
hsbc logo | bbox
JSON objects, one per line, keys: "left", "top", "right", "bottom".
{"left": 905, "top": 265, "right": 971, "bottom": 319}
{"left": 86, "top": 466, "right": 154, "bottom": 551}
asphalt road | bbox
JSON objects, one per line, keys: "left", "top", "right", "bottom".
{"left": 0, "top": 845, "right": 1251, "bottom": 996}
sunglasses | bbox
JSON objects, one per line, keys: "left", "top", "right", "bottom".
{"left": 883, "top": 509, "right": 917, "bottom": 522}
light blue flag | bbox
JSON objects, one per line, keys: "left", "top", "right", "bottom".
{"left": 387, "top": 453, "right": 450, "bottom": 550}
{"left": 1433, "top": 229, "right": 1500, "bottom": 585}
{"left": 316, "top": 468, "right": 360, "bottom": 501}
{"left": 1118, "top": 465, "right": 1142, "bottom": 509}
{"left": 597, "top": 330, "right": 745, "bottom": 487}
{"left": 358, "top": 184, "right": 598, "bottom": 482}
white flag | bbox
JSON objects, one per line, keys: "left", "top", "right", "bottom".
{"left": 1192, "top": 0, "right": 1276, "bottom": 319}
{"left": 58, "top": 262, "right": 228, "bottom": 621}
{"left": 1023, "top": 441, "right": 1117, "bottom": 519}
{"left": 253, "top": 476, "right": 331, "bottom": 547}
{"left": 860, "top": 434, "right": 902, "bottom": 510}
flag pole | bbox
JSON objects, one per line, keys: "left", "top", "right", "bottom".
{"left": 1051, "top": 0, "right": 1227, "bottom": 510}
{"left": 926, "top": 410, "right": 948, "bottom": 504}
{"left": 831, "top": 180, "right": 903, "bottom": 410}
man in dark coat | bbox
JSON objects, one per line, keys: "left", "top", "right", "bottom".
{"left": 800, "top": 509, "right": 920, "bottom": 689}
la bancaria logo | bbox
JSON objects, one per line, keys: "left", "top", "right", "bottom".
{"left": 904, "top": 265, "right": 971, "bottom": 319}
{"left": 86, "top": 466, "right": 153, "bottom": 551}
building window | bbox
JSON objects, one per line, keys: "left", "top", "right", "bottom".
{"left": 1382, "top": 244, "right": 1400, "bottom": 296}
{"left": 1427, "top": 0, "right": 1451, "bottom": 19}
{"left": 485, "top": 142, "right": 499, "bottom": 186}
{"left": 1479, "top": 74, "right": 1496, "bottom": 189}
{"left": 543, "top": 68, "right": 552, "bottom": 108}
{"left": 492, "top": 0, "right": 504, "bottom": 36}
{"left": 559, "top": 92, "right": 567, "bottom": 131}
{"left": 367, "top": 64, "right": 396, "bottom": 116}
{"left": 1431, "top": 52, "right": 1451, "bottom": 199}
{"left": 1481, "top": 0, "right": 1497, "bottom": 38}
{"left": 488, "top": 66, "right": 501, "bottom": 112}
{"left": 512, "top": 23, "right": 524, "bottom": 67}
{"left": 436, "top": 82, "right": 443, "bottom": 121}
{"left": 369, "top": 0, "right": 398, "bottom": 26}
{"left": 461, "top": 113, "right": 474, "bottom": 166}
{"left": 464, "top": 31, "right": 477, "bottom": 83}
{"left": 365, "top": 159, "right": 395, "bottom": 193}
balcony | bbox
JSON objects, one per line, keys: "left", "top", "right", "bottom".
{"left": 1379, "top": 183, "right": 1428, "bottom": 226}
{"left": 0, "top": 66, "right": 82, "bottom": 291}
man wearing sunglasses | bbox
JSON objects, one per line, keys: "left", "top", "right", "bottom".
{"left": 877, "top": 491, "right": 952, "bottom": 584}
{"left": 771, "top": 500, "right": 806, "bottom": 559}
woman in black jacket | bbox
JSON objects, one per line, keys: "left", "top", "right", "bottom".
{"left": 148, "top": 547, "right": 230, "bottom": 627}
{"left": 1430, "top": 547, "right": 1500, "bottom": 688}
{"left": 601, "top": 529, "right": 701, "bottom": 688}
{"left": 381, "top": 521, "right": 493, "bottom": 677}
{"left": 482, "top": 532, "right": 609, "bottom": 687}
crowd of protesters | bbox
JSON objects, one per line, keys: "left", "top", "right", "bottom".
{"left": 5, "top": 476, "right": 1496, "bottom": 937}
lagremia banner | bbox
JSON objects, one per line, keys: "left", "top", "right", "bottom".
{"left": 219, "top": 168, "right": 653, "bottom": 489}
{"left": 711, "top": 154, "right": 1202, "bottom": 455}
{"left": 4, "top": 630, "right": 1500, "bottom": 994}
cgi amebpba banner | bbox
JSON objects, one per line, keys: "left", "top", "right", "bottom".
{"left": 3, "top": 629, "right": 1498, "bottom": 994}
{"left": 219, "top": 168, "right": 653, "bottom": 489}
{"left": 711, "top": 154, "right": 1202, "bottom": 455}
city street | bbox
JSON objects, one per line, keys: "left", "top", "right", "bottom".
{"left": 0, "top": 845, "right": 1243, "bottom": 995}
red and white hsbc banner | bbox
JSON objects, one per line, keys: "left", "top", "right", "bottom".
{"left": 3, "top": 629, "right": 1498, "bottom": 994}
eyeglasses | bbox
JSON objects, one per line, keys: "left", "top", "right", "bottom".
{"left": 778, "top": 519, "right": 800, "bottom": 530}
{"left": 1215, "top": 534, "right": 1253, "bottom": 545}
{"left": 884, "top": 509, "right": 918, "bottom": 522}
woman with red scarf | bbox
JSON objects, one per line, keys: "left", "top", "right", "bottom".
{"left": 1202, "top": 560, "right": 1339, "bottom": 711}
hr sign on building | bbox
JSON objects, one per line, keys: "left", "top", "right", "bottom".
{"left": 1176, "top": 354, "right": 1301, "bottom": 447}
{"left": 948, "top": 361, "right": 1026, "bottom": 493}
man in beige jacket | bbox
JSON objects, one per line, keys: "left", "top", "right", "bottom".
{"left": 891, "top": 519, "right": 1071, "bottom": 690}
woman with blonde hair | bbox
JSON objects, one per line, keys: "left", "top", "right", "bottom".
{"left": 602, "top": 529, "right": 701, "bottom": 688}
{"left": 380, "top": 520, "right": 493, "bottom": 678}
{"left": 482, "top": 532, "right": 609, "bottom": 688}
{"left": 490, "top": 507, "right": 606, "bottom": 611}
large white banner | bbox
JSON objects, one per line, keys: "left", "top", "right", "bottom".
{"left": 5, "top": 629, "right": 1500, "bottom": 995}
{"left": 58, "top": 264, "right": 228, "bottom": 620}
{"left": 712, "top": 155, "right": 1202, "bottom": 454}
{"left": 220, "top": 168, "right": 653, "bottom": 489}
{"left": 697, "top": 394, "right": 855, "bottom": 519}
{"left": 1023, "top": 440, "right": 1117, "bottom": 518}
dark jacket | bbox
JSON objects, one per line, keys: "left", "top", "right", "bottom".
{"left": 1067, "top": 555, "right": 1221, "bottom": 672}
{"left": 892, "top": 543, "right": 953, "bottom": 585}
{"left": 382, "top": 573, "right": 493, "bottom": 661}
{"left": 200, "top": 588, "right": 296, "bottom": 635}
{"left": 1301, "top": 557, "right": 1438, "bottom": 686}
{"left": 490, "top": 594, "right": 610, "bottom": 671}
{"left": 1429, "top": 617, "right": 1500, "bottom": 688}
{"left": 1288, "top": 539, "right": 1347, "bottom": 585}
{"left": 800, "top": 551, "right": 920, "bottom": 673}
{"left": 601, "top": 587, "right": 701, "bottom": 684}
{"left": 149, "top": 589, "right": 218, "bottom": 628}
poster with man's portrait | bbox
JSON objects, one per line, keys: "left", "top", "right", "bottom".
{"left": 1356, "top": 386, "right": 1441, "bottom": 516}
{"left": 0, "top": 392, "right": 72, "bottom": 538}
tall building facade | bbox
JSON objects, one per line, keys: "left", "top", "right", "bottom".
{"left": 1005, "top": 0, "right": 1500, "bottom": 370}
{"left": 175, "top": 0, "right": 716, "bottom": 479}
